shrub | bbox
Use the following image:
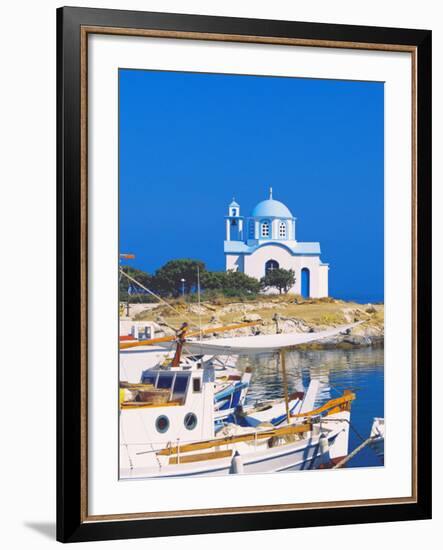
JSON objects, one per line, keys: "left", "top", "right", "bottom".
{"left": 260, "top": 268, "right": 296, "bottom": 294}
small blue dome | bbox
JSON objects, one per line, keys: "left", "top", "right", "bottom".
{"left": 251, "top": 199, "right": 293, "bottom": 218}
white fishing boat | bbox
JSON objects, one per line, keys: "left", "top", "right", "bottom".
{"left": 120, "top": 323, "right": 358, "bottom": 479}
{"left": 121, "top": 321, "right": 254, "bottom": 422}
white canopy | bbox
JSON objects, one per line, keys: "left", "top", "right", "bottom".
{"left": 173, "top": 322, "right": 362, "bottom": 356}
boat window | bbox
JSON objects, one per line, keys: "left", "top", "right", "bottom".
{"left": 203, "top": 366, "right": 215, "bottom": 383}
{"left": 157, "top": 373, "right": 174, "bottom": 389}
{"left": 192, "top": 378, "right": 201, "bottom": 393}
{"left": 172, "top": 374, "right": 189, "bottom": 402}
{"left": 155, "top": 415, "right": 170, "bottom": 433}
{"left": 137, "top": 326, "right": 151, "bottom": 341}
{"left": 141, "top": 373, "right": 157, "bottom": 386}
{"left": 184, "top": 412, "right": 198, "bottom": 430}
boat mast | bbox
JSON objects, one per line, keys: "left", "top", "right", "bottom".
{"left": 197, "top": 266, "right": 202, "bottom": 340}
{"left": 172, "top": 322, "right": 189, "bottom": 367}
{"left": 279, "top": 349, "right": 291, "bottom": 424}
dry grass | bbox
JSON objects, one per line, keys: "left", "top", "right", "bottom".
{"left": 133, "top": 295, "right": 384, "bottom": 332}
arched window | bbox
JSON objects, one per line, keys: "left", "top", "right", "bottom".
{"left": 279, "top": 221, "right": 287, "bottom": 238}
{"left": 261, "top": 220, "right": 270, "bottom": 237}
{"left": 265, "top": 259, "right": 279, "bottom": 274}
{"left": 231, "top": 208, "right": 237, "bottom": 217}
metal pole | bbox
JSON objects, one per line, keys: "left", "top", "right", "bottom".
{"left": 280, "top": 350, "right": 291, "bottom": 424}
{"left": 197, "top": 267, "right": 202, "bottom": 339}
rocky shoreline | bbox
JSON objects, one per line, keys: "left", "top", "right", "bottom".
{"left": 131, "top": 297, "right": 384, "bottom": 350}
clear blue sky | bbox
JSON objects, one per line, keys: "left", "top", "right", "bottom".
{"left": 119, "top": 69, "right": 384, "bottom": 303}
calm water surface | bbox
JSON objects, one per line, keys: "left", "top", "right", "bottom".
{"left": 238, "top": 347, "right": 384, "bottom": 468}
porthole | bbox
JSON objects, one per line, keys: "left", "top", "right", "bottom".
{"left": 184, "top": 412, "right": 198, "bottom": 430}
{"left": 155, "top": 415, "right": 170, "bottom": 433}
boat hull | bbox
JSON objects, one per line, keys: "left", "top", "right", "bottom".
{"left": 120, "top": 411, "right": 350, "bottom": 479}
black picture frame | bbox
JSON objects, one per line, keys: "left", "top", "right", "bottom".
{"left": 57, "top": 6, "right": 432, "bottom": 543}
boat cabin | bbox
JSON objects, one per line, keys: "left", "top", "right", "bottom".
{"left": 120, "top": 367, "right": 216, "bottom": 448}
{"left": 119, "top": 320, "right": 155, "bottom": 343}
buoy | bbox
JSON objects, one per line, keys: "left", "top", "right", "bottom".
{"left": 231, "top": 451, "right": 244, "bottom": 474}
{"left": 319, "top": 434, "right": 331, "bottom": 466}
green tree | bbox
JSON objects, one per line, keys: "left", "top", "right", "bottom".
{"left": 201, "top": 270, "right": 261, "bottom": 296}
{"left": 225, "top": 270, "right": 261, "bottom": 294}
{"left": 260, "top": 268, "right": 296, "bottom": 294}
{"left": 200, "top": 271, "right": 227, "bottom": 291}
{"left": 153, "top": 259, "right": 206, "bottom": 297}
{"left": 119, "top": 266, "right": 153, "bottom": 302}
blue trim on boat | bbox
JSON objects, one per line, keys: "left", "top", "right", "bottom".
{"left": 243, "top": 399, "right": 301, "bottom": 427}
{"left": 214, "top": 382, "right": 248, "bottom": 402}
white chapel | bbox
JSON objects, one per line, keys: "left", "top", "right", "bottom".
{"left": 224, "top": 189, "right": 329, "bottom": 298}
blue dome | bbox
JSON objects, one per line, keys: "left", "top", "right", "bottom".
{"left": 251, "top": 199, "right": 293, "bottom": 218}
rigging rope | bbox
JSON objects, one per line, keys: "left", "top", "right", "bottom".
{"left": 332, "top": 436, "right": 378, "bottom": 469}
{"left": 322, "top": 417, "right": 384, "bottom": 465}
{"left": 119, "top": 268, "right": 200, "bottom": 329}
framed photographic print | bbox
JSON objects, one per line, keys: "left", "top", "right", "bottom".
{"left": 57, "top": 6, "right": 432, "bottom": 543}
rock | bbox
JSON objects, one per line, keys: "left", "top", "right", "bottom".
{"left": 365, "top": 304, "right": 377, "bottom": 314}
{"left": 342, "top": 308, "right": 355, "bottom": 323}
{"left": 154, "top": 316, "right": 175, "bottom": 336}
{"left": 219, "top": 302, "right": 285, "bottom": 315}
{"left": 220, "top": 303, "right": 251, "bottom": 314}
{"left": 342, "top": 336, "right": 361, "bottom": 346}
{"left": 188, "top": 304, "right": 208, "bottom": 315}
{"left": 259, "top": 324, "right": 277, "bottom": 335}
{"left": 277, "top": 317, "right": 311, "bottom": 333}
{"left": 241, "top": 313, "right": 262, "bottom": 323}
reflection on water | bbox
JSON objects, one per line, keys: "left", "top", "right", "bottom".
{"left": 238, "top": 347, "right": 384, "bottom": 468}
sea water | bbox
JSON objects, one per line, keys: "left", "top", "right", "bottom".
{"left": 238, "top": 347, "right": 384, "bottom": 468}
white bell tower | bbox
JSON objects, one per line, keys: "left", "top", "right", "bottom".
{"left": 225, "top": 197, "right": 244, "bottom": 241}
